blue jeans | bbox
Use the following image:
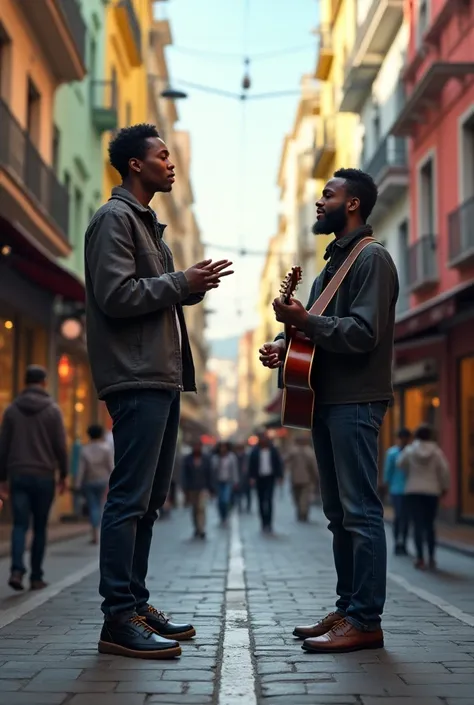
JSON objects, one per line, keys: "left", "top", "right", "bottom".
{"left": 312, "top": 402, "right": 387, "bottom": 632}
{"left": 100, "top": 389, "right": 180, "bottom": 619}
{"left": 217, "top": 481, "right": 232, "bottom": 522}
{"left": 391, "top": 493, "right": 409, "bottom": 549}
{"left": 10, "top": 475, "right": 55, "bottom": 581}
{"left": 83, "top": 481, "right": 108, "bottom": 529}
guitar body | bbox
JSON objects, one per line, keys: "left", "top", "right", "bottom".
{"left": 281, "top": 330, "right": 315, "bottom": 430}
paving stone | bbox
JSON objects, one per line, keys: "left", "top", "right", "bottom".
{"left": 68, "top": 697, "right": 146, "bottom": 705}
{"left": 0, "top": 695, "right": 69, "bottom": 705}
{"left": 115, "top": 681, "right": 182, "bottom": 694}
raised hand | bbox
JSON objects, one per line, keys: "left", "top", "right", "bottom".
{"left": 184, "top": 259, "right": 234, "bottom": 294}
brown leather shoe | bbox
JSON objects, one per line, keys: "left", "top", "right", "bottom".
{"left": 302, "top": 618, "right": 384, "bottom": 653}
{"left": 293, "top": 611, "right": 344, "bottom": 639}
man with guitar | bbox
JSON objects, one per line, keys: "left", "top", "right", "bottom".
{"left": 259, "top": 168, "right": 399, "bottom": 654}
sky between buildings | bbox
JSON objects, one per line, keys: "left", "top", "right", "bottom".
{"left": 155, "top": 0, "right": 317, "bottom": 341}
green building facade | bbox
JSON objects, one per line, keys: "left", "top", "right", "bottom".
{"left": 54, "top": 0, "right": 117, "bottom": 278}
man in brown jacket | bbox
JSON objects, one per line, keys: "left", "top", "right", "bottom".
{"left": 285, "top": 435, "right": 319, "bottom": 522}
{"left": 0, "top": 365, "right": 68, "bottom": 591}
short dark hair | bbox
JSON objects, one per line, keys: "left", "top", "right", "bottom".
{"left": 397, "top": 427, "right": 411, "bottom": 440}
{"left": 87, "top": 424, "right": 104, "bottom": 440}
{"left": 415, "top": 423, "right": 433, "bottom": 442}
{"left": 108, "top": 123, "right": 160, "bottom": 178}
{"left": 334, "top": 168, "right": 378, "bottom": 222}
{"left": 25, "top": 365, "right": 47, "bottom": 385}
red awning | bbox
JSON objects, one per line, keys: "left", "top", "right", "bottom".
{"left": 0, "top": 216, "right": 85, "bottom": 303}
{"left": 264, "top": 390, "right": 283, "bottom": 414}
{"left": 394, "top": 279, "right": 474, "bottom": 342}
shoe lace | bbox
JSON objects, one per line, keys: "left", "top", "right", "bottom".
{"left": 147, "top": 605, "right": 170, "bottom": 623}
{"left": 322, "top": 611, "right": 339, "bottom": 624}
{"left": 331, "top": 619, "right": 353, "bottom": 636}
{"left": 129, "top": 615, "right": 157, "bottom": 634}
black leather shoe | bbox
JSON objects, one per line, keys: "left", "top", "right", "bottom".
{"left": 98, "top": 614, "right": 181, "bottom": 659}
{"left": 138, "top": 604, "right": 196, "bottom": 640}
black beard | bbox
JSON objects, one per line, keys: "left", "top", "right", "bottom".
{"left": 312, "top": 203, "right": 347, "bottom": 235}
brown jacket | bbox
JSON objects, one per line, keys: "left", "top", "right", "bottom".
{"left": 285, "top": 446, "right": 318, "bottom": 486}
{"left": 0, "top": 387, "right": 68, "bottom": 481}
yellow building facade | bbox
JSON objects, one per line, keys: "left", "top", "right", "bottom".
{"left": 102, "top": 0, "right": 153, "bottom": 199}
{"left": 313, "top": 0, "right": 359, "bottom": 272}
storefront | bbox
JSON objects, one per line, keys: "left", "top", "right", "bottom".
{"left": 458, "top": 355, "right": 474, "bottom": 521}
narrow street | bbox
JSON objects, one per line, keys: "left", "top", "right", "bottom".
{"left": 0, "top": 491, "right": 473, "bottom": 705}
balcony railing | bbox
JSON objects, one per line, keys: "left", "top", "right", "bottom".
{"left": 0, "top": 99, "right": 69, "bottom": 237}
{"left": 364, "top": 136, "right": 407, "bottom": 183}
{"left": 91, "top": 80, "right": 118, "bottom": 133}
{"left": 59, "top": 0, "right": 86, "bottom": 67}
{"left": 313, "top": 117, "right": 336, "bottom": 178}
{"left": 448, "top": 196, "right": 474, "bottom": 267}
{"left": 315, "top": 25, "right": 334, "bottom": 80}
{"left": 408, "top": 234, "right": 438, "bottom": 291}
{"left": 116, "top": 0, "right": 142, "bottom": 66}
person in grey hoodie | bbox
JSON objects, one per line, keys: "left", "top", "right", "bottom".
{"left": 397, "top": 424, "right": 450, "bottom": 570}
{"left": 0, "top": 365, "right": 68, "bottom": 591}
{"left": 77, "top": 425, "right": 114, "bottom": 545}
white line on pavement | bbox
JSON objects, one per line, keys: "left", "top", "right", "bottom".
{"left": 218, "top": 513, "right": 257, "bottom": 705}
{"left": 388, "top": 570, "right": 474, "bottom": 627}
{"left": 0, "top": 558, "right": 98, "bottom": 630}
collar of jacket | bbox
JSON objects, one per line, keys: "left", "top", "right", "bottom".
{"left": 323, "top": 223, "right": 373, "bottom": 260}
{"left": 110, "top": 186, "right": 167, "bottom": 238}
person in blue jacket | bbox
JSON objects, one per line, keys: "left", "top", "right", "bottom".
{"left": 384, "top": 427, "right": 412, "bottom": 555}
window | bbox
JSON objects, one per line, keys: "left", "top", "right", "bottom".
{"left": 459, "top": 356, "right": 474, "bottom": 520}
{"left": 397, "top": 220, "right": 409, "bottom": 311}
{"left": 419, "top": 156, "right": 435, "bottom": 235}
{"left": 0, "top": 316, "right": 14, "bottom": 421}
{"left": 461, "top": 112, "right": 474, "bottom": 200}
{"left": 0, "top": 22, "right": 12, "bottom": 102}
{"left": 372, "top": 102, "right": 381, "bottom": 147}
{"left": 63, "top": 171, "right": 71, "bottom": 196}
{"left": 26, "top": 78, "right": 41, "bottom": 147}
{"left": 74, "top": 188, "right": 83, "bottom": 242}
{"left": 52, "top": 126, "right": 60, "bottom": 175}
{"left": 417, "top": 0, "right": 430, "bottom": 47}
{"left": 125, "top": 101, "right": 132, "bottom": 127}
{"left": 89, "top": 37, "right": 97, "bottom": 82}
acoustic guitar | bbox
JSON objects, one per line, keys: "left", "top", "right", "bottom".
{"left": 280, "top": 236, "right": 375, "bottom": 430}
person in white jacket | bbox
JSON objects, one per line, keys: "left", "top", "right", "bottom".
{"left": 397, "top": 424, "right": 450, "bottom": 570}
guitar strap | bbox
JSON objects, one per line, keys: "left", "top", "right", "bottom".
{"left": 308, "top": 236, "right": 376, "bottom": 316}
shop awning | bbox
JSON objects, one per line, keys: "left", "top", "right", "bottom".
{"left": 264, "top": 390, "right": 283, "bottom": 414}
{"left": 0, "top": 216, "right": 85, "bottom": 303}
{"left": 395, "top": 278, "right": 474, "bottom": 342}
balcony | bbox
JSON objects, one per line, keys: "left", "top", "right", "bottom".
{"left": 0, "top": 99, "right": 69, "bottom": 247}
{"left": 18, "top": 0, "right": 86, "bottom": 82}
{"left": 448, "top": 196, "right": 474, "bottom": 268}
{"left": 313, "top": 117, "right": 336, "bottom": 180}
{"left": 115, "top": 0, "right": 142, "bottom": 67}
{"left": 408, "top": 235, "right": 439, "bottom": 292}
{"left": 364, "top": 136, "right": 408, "bottom": 217}
{"left": 331, "top": 0, "right": 343, "bottom": 25}
{"left": 392, "top": 62, "right": 474, "bottom": 136}
{"left": 91, "top": 81, "right": 118, "bottom": 134}
{"left": 339, "top": 0, "right": 404, "bottom": 113}
{"left": 315, "top": 26, "right": 334, "bottom": 81}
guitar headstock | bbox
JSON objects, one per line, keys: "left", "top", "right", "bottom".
{"left": 279, "top": 266, "right": 303, "bottom": 304}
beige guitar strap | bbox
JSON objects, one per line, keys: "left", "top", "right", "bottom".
{"left": 308, "top": 236, "right": 376, "bottom": 316}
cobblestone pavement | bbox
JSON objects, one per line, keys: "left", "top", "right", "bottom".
{"left": 0, "top": 490, "right": 472, "bottom": 704}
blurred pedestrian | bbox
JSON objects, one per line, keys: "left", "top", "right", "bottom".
{"left": 181, "top": 440, "right": 214, "bottom": 539}
{"left": 384, "top": 427, "right": 412, "bottom": 555}
{"left": 397, "top": 424, "right": 450, "bottom": 570}
{"left": 212, "top": 442, "right": 239, "bottom": 526}
{"left": 85, "top": 124, "right": 233, "bottom": 658}
{"left": 248, "top": 431, "right": 283, "bottom": 533}
{"left": 0, "top": 365, "right": 68, "bottom": 591}
{"left": 233, "top": 442, "right": 250, "bottom": 513}
{"left": 77, "top": 424, "right": 113, "bottom": 545}
{"left": 285, "top": 435, "right": 319, "bottom": 522}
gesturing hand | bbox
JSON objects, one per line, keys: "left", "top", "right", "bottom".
{"left": 258, "top": 339, "right": 286, "bottom": 369}
{"left": 184, "top": 259, "right": 234, "bottom": 294}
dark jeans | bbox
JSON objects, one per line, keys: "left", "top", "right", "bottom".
{"left": 256, "top": 476, "right": 275, "bottom": 529}
{"left": 100, "top": 389, "right": 180, "bottom": 619}
{"left": 312, "top": 402, "right": 387, "bottom": 632}
{"left": 391, "top": 493, "right": 409, "bottom": 549}
{"left": 10, "top": 475, "right": 55, "bottom": 581}
{"left": 217, "top": 481, "right": 232, "bottom": 522}
{"left": 406, "top": 493, "right": 439, "bottom": 561}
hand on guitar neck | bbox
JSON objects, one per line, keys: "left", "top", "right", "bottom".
{"left": 272, "top": 297, "right": 308, "bottom": 330}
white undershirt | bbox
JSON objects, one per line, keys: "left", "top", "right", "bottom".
{"left": 259, "top": 448, "right": 272, "bottom": 477}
